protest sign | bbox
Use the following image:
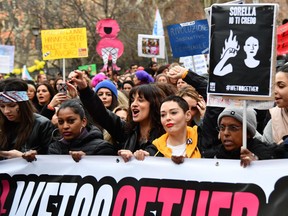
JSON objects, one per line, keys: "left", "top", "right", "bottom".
{"left": 78, "top": 64, "right": 97, "bottom": 76}
{"left": 138, "top": 34, "right": 165, "bottom": 59}
{"left": 179, "top": 55, "right": 208, "bottom": 75}
{"left": 0, "top": 45, "right": 15, "bottom": 73}
{"left": 208, "top": 4, "right": 278, "bottom": 97}
{"left": 0, "top": 55, "right": 10, "bottom": 73}
{"left": 167, "top": 19, "right": 209, "bottom": 58}
{"left": 41, "top": 28, "right": 88, "bottom": 60}
{"left": 1, "top": 156, "right": 288, "bottom": 215}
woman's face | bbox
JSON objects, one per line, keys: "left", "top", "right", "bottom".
{"left": 157, "top": 76, "right": 168, "bottom": 83}
{"left": 182, "top": 96, "right": 198, "bottom": 118}
{"left": 275, "top": 72, "right": 288, "bottom": 108}
{"left": 244, "top": 37, "right": 259, "bottom": 57}
{"left": 57, "top": 107, "right": 87, "bottom": 140}
{"left": 130, "top": 92, "right": 150, "bottom": 123}
{"left": 27, "top": 85, "right": 36, "bottom": 100}
{"left": 37, "top": 85, "right": 51, "bottom": 105}
{"left": 177, "top": 79, "right": 189, "bottom": 90}
{"left": 55, "top": 79, "right": 64, "bottom": 92}
{"left": 160, "top": 101, "right": 190, "bottom": 136}
{"left": 97, "top": 88, "right": 112, "bottom": 108}
{"left": 133, "top": 76, "right": 141, "bottom": 85}
{"left": 123, "top": 83, "right": 133, "bottom": 93}
{"left": 219, "top": 117, "right": 242, "bottom": 151}
{"left": 0, "top": 102, "right": 20, "bottom": 122}
{"left": 115, "top": 109, "right": 128, "bottom": 121}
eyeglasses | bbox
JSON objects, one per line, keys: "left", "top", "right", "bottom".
{"left": 216, "top": 125, "right": 242, "bottom": 132}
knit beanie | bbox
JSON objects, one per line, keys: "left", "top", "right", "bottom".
{"left": 91, "top": 73, "right": 108, "bottom": 87}
{"left": 135, "top": 70, "right": 154, "bottom": 84}
{"left": 217, "top": 107, "right": 257, "bottom": 137}
{"left": 95, "top": 80, "right": 118, "bottom": 98}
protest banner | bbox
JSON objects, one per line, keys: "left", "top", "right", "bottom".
{"left": 1, "top": 156, "right": 288, "bottom": 215}
{"left": 277, "top": 22, "right": 288, "bottom": 55}
{"left": 41, "top": 28, "right": 88, "bottom": 60}
{"left": 167, "top": 19, "right": 209, "bottom": 58}
{"left": 208, "top": 4, "right": 278, "bottom": 98}
{"left": 0, "top": 45, "right": 15, "bottom": 73}
{"left": 137, "top": 34, "right": 165, "bottom": 59}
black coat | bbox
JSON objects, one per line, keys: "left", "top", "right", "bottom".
{"left": 4, "top": 113, "right": 53, "bottom": 154}
{"left": 79, "top": 87, "right": 159, "bottom": 155}
{"left": 48, "top": 125, "right": 116, "bottom": 155}
{"left": 215, "top": 138, "right": 285, "bottom": 160}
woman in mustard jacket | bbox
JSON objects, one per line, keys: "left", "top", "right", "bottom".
{"left": 134, "top": 95, "right": 201, "bottom": 164}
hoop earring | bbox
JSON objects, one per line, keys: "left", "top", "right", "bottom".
{"left": 52, "top": 128, "right": 61, "bottom": 140}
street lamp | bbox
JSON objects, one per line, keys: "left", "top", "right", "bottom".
{"left": 31, "top": 26, "right": 42, "bottom": 59}
{"left": 31, "top": 26, "right": 50, "bottom": 75}
{"left": 31, "top": 26, "right": 40, "bottom": 37}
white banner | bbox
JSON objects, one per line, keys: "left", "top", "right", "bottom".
{"left": 1, "top": 156, "right": 288, "bottom": 215}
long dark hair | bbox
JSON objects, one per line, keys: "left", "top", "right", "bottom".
{"left": 126, "top": 84, "right": 166, "bottom": 138}
{"left": 0, "top": 78, "right": 36, "bottom": 150}
{"left": 36, "top": 82, "right": 56, "bottom": 103}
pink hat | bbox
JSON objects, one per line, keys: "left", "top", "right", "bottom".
{"left": 137, "top": 66, "right": 145, "bottom": 70}
{"left": 91, "top": 73, "right": 108, "bottom": 87}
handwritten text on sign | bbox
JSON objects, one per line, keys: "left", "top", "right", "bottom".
{"left": 41, "top": 28, "right": 88, "bottom": 60}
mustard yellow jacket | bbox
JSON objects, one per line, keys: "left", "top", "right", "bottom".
{"left": 152, "top": 126, "right": 201, "bottom": 158}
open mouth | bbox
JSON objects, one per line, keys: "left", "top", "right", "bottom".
{"left": 275, "top": 97, "right": 282, "bottom": 103}
{"left": 132, "top": 109, "right": 139, "bottom": 117}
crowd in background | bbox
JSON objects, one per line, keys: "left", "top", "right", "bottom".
{"left": 1, "top": 55, "right": 288, "bottom": 167}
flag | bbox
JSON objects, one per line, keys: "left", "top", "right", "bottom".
{"left": 152, "top": 8, "right": 165, "bottom": 62}
{"left": 152, "top": 8, "right": 164, "bottom": 36}
{"left": 22, "top": 65, "right": 33, "bottom": 80}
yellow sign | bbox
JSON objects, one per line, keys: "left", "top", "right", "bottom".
{"left": 41, "top": 28, "right": 88, "bottom": 60}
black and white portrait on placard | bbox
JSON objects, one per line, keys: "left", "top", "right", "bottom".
{"left": 208, "top": 4, "right": 277, "bottom": 97}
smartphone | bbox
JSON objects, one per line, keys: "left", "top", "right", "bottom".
{"left": 57, "top": 82, "right": 67, "bottom": 94}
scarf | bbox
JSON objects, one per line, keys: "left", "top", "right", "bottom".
{"left": 270, "top": 106, "right": 288, "bottom": 144}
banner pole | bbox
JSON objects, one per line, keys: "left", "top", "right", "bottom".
{"left": 62, "top": 59, "right": 66, "bottom": 82}
{"left": 242, "top": 100, "right": 247, "bottom": 149}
